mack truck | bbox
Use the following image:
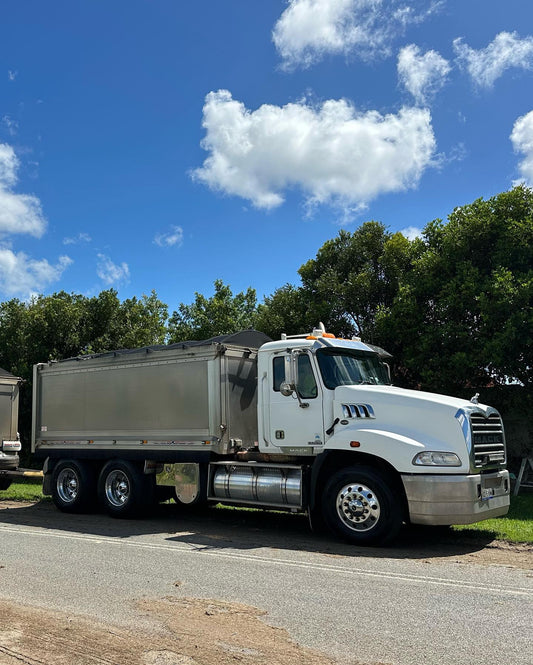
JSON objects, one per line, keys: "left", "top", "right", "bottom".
{"left": 32, "top": 327, "right": 510, "bottom": 546}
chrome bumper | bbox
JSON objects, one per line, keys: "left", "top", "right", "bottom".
{"left": 0, "top": 450, "right": 19, "bottom": 470}
{"left": 401, "top": 470, "right": 510, "bottom": 525}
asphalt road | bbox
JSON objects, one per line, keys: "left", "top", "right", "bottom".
{"left": 0, "top": 501, "right": 532, "bottom": 665}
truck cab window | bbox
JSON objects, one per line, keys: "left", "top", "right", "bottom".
{"left": 272, "top": 355, "right": 317, "bottom": 398}
{"left": 273, "top": 356, "right": 285, "bottom": 391}
{"left": 317, "top": 348, "right": 390, "bottom": 388}
{"left": 297, "top": 355, "right": 318, "bottom": 399}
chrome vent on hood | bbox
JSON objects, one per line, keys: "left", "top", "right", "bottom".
{"left": 341, "top": 404, "right": 376, "bottom": 419}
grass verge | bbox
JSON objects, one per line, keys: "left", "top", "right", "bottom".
{"left": 452, "top": 493, "right": 533, "bottom": 543}
{"left": 0, "top": 477, "right": 49, "bottom": 502}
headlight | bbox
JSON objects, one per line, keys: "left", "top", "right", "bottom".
{"left": 412, "top": 451, "right": 461, "bottom": 466}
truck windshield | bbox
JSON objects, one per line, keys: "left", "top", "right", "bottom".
{"left": 316, "top": 348, "right": 390, "bottom": 389}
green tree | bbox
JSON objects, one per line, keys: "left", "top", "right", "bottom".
{"left": 107, "top": 291, "right": 168, "bottom": 350}
{"left": 255, "top": 284, "right": 315, "bottom": 339}
{"left": 168, "top": 279, "right": 257, "bottom": 342}
{"left": 380, "top": 186, "right": 533, "bottom": 392}
{"left": 257, "top": 222, "right": 414, "bottom": 341}
{"left": 299, "top": 222, "right": 413, "bottom": 340}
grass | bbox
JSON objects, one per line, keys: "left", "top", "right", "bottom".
{"left": 1, "top": 478, "right": 532, "bottom": 544}
{"left": 0, "top": 476, "right": 49, "bottom": 502}
{"left": 452, "top": 493, "right": 533, "bottom": 543}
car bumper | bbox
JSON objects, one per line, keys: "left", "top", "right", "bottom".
{"left": 401, "top": 470, "right": 510, "bottom": 525}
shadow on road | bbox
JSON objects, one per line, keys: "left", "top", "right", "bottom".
{"left": 0, "top": 498, "right": 497, "bottom": 561}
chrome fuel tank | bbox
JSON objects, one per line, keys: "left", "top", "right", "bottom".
{"left": 210, "top": 462, "right": 302, "bottom": 508}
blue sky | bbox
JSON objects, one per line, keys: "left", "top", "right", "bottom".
{"left": 1, "top": 0, "right": 533, "bottom": 311}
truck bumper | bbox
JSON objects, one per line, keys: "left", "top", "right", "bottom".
{"left": 401, "top": 470, "right": 510, "bottom": 525}
{"left": 0, "top": 451, "right": 19, "bottom": 470}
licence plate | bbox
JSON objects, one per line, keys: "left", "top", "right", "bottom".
{"left": 481, "top": 487, "right": 495, "bottom": 500}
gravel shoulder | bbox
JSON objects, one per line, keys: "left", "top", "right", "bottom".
{"left": 0, "top": 596, "right": 339, "bottom": 665}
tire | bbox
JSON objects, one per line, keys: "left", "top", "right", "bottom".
{"left": 322, "top": 466, "right": 403, "bottom": 546}
{"left": 51, "top": 460, "right": 96, "bottom": 513}
{"left": 98, "top": 460, "right": 154, "bottom": 518}
{"left": 0, "top": 477, "right": 13, "bottom": 491}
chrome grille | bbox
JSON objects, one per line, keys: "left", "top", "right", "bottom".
{"left": 470, "top": 412, "right": 506, "bottom": 468}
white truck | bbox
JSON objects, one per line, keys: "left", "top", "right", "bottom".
{"left": 32, "top": 328, "right": 510, "bottom": 545}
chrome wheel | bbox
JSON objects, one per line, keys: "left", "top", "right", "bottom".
{"left": 336, "top": 482, "right": 381, "bottom": 532}
{"left": 105, "top": 470, "right": 130, "bottom": 507}
{"left": 56, "top": 467, "right": 80, "bottom": 504}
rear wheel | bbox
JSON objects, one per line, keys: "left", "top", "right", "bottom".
{"left": 322, "top": 466, "right": 403, "bottom": 546}
{"left": 98, "top": 460, "right": 154, "bottom": 518}
{"left": 52, "top": 460, "right": 96, "bottom": 513}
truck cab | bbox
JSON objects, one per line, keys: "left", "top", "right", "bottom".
{"left": 257, "top": 327, "right": 509, "bottom": 539}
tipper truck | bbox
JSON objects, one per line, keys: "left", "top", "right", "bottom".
{"left": 32, "top": 327, "right": 510, "bottom": 545}
{"left": 0, "top": 367, "right": 22, "bottom": 490}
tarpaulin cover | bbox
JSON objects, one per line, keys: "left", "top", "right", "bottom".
{"left": 56, "top": 330, "right": 273, "bottom": 364}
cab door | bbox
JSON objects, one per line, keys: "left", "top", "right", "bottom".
{"left": 267, "top": 353, "right": 325, "bottom": 452}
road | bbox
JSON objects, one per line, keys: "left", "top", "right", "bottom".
{"left": 0, "top": 500, "right": 532, "bottom": 665}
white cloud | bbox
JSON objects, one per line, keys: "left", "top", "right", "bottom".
{"left": 510, "top": 110, "right": 533, "bottom": 185}
{"left": 96, "top": 254, "right": 130, "bottom": 285}
{"left": 153, "top": 225, "right": 184, "bottom": 248}
{"left": 193, "top": 90, "right": 436, "bottom": 213}
{"left": 2, "top": 115, "right": 18, "bottom": 136}
{"left": 7, "top": 70, "right": 17, "bottom": 81}
{"left": 0, "top": 248, "right": 72, "bottom": 298}
{"left": 454, "top": 32, "right": 533, "bottom": 88}
{"left": 63, "top": 232, "right": 92, "bottom": 245}
{"left": 272, "top": 0, "right": 442, "bottom": 69}
{"left": 397, "top": 44, "right": 450, "bottom": 105}
{"left": 0, "top": 143, "right": 46, "bottom": 238}
{"left": 400, "top": 225, "right": 422, "bottom": 240}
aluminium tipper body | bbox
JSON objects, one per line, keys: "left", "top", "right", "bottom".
{"left": 32, "top": 331, "right": 271, "bottom": 459}
{"left": 0, "top": 368, "right": 21, "bottom": 446}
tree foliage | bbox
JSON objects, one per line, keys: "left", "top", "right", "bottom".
{"left": 168, "top": 279, "right": 257, "bottom": 342}
{"left": 378, "top": 186, "right": 533, "bottom": 392}
{"left": 257, "top": 222, "right": 414, "bottom": 340}
{"left": 255, "top": 284, "right": 314, "bottom": 339}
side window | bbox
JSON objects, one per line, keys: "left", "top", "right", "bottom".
{"left": 273, "top": 356, "right": 285, "bottom": 392}
{"left": 297, "top": 355, "right": 318, "bottom": 399}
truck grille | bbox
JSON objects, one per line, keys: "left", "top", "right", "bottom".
{"left": 470, "top": 412, "right": 506, "bottom": 468}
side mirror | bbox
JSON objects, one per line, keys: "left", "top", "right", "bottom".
{"left": 280, "top": 382, "right": 294, "bottom": 397}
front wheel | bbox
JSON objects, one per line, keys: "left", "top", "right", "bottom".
{"left": 98, "top": 460, "right": 154, "bottom": 518}
{"left": 322, "top": 466, "right": 403, "bottom": 546}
